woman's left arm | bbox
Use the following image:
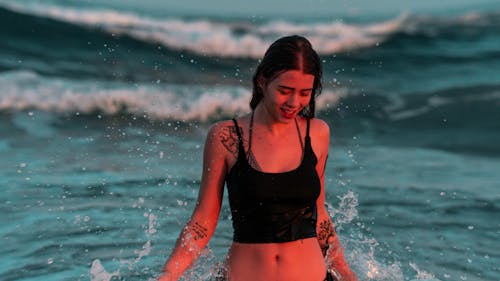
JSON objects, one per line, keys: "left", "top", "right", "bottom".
{"left": 313, "top": 119, "right": 358, "bottom": 281}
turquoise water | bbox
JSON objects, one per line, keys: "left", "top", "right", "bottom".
{"left": 1, "top": 1, "right": 500, "bottom": 280}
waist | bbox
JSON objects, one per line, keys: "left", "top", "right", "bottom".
{"left": 229, "top": 237, "right": 322, "bottom": 258}
{"left": 226, "top": 238, "right": 327, "bottom": 281}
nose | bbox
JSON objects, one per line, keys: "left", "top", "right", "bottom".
{"left": 286, "top": 93, "right": 299, "bottom": 107}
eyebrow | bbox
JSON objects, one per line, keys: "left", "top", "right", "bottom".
{"left": 278, "top": 85, "right": 313, "bottom": 91}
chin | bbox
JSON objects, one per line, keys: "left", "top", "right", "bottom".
{"left": 277, "top": 114, "right": 296, "bottom": 123}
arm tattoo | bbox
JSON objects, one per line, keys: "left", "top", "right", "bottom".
{"left": 317, "top": 219, "right": 336, "bottom": 256}
{"left": 190, "top": 221, "right": 208, "bottom": 241}
{"left": 219, "top": 125, "right": 247, "bottom": 159}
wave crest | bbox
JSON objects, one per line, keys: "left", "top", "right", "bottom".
{"left": 0, "top": 70, "right": 343, "bottom": 121}
{"left": 0, "top": 3, "right": 408, "bottom": 57}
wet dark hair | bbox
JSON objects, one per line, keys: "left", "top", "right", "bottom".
{"left": 250, "top": 35, "right": 322, "bottom": 118}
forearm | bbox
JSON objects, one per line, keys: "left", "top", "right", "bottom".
{"left": 317, "top": 219, "right": 358, "bottom": 281}
{"left": 160, "top": 219, "right": 211, "bottom": 280}
{"left": 325, "top": 231, "right": 357, "bottom": 281}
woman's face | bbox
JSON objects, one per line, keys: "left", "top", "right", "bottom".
{"left": 261, "top": 70, "right": 314, "bottom": 123}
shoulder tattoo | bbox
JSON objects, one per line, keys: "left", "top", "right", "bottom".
{"left": 219, "top": 125, "right": 244, "bottom": 158}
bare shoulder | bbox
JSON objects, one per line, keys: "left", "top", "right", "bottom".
{"left": 207, "top": 120, "right": 236, "bottom": 136}
{"left": 307, "top": 118, "right": 330, "bottom": 158}
{"left": 309, "top": 118, "right": 330, "bottom": 136}
{"left": 205, "top": 119, "right": 241, "bottom": 157}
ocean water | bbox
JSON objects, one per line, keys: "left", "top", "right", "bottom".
{"left": 1, "top": 1, "right": 500, "bottom": 280}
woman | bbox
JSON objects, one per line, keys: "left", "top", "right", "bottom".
{"left": 158, "top": 35, "right": 357, "bottom": 281}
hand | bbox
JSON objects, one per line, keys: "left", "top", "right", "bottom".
{"left": 325, "top": 237, "right": 358, "bottom": 281}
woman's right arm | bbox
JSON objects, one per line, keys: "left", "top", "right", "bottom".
{"left": 158, "top": 123, "right": 229, "bottom": 281}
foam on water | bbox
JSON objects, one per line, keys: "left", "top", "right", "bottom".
{"left": 409, "top": 262, "right": 441, "bottom": 281}
{"left": 4, "top": 2, "right": 500, "bottom": 59}
{"left": 89, "top": 260, "right": 120, "bottom": 281}
{"left": 0, "top": 2, "right": 407, "bottom": 58}
{"left": 0, "top": 70, "right": 344, "bottom": 121}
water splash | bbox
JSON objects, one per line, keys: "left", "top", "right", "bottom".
{"left": 348, "top": 243, "right": 404, "bottom": 281}
{"left": 89, "top": 259, "right": 120, "bottom": 281}
{"left": 87, "top": 190, "right": 441, "bottom": 281}
{"left": 326, "top": 190, "right": 444, "bottom": 281}
{"left": 409, "top": 262, "right": 442, "bottom": 281}
{"left": 89, "top": 210, "right": 159, "bottom": 280}
{"left": 182, "top": 247, "right": 223, "bottom": 281}
{"left": 328, "top": 189, "right": 359, "bottom": 229}
{"left": 327, "top": 191, "right": 405, "bottom": 281}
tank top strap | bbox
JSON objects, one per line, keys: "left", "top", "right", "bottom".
{"left": 231, "top": 118, "right": 245, "bottom": 159}
{"left": 306, "top": 117, "right": 311, "bottom": 140}
{"left": 304, "top": 118, "right": 318, "bottom": 163}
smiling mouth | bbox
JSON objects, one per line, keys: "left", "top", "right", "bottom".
{"left": 281, "top": 107, "right": 297, "bottom": 118}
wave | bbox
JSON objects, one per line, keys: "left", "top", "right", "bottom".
{"left": 0, "top": 70, "right": 344, "bottom": 121}
{"left": 3, "top": 2, "right": 499, "bottom": 58}
{"left": 327, "top": 83, "right": 500, "bottom": 130}
{"left": 0, "top": 3, "right": 402, "bottom": 58}
{"left": 2, "top": 70, "right": 499, "bottom": 133}
{"left": 0, "top": 3, "right": 399, "bottom": 57}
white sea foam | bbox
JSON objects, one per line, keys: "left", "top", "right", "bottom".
{"left": 4, "top": 2, "right": 500, "bottom": 59}
{"left": 89, "top": 259, "right": 120, "bottom": 281}
{"left": 0, "top": 70, "right": 344, "bottom": 121}
{"left": 2, "top": 2, "right": 407, "bottom": 58}
{"left": 409, "top": 262, "right": 442, "bottom": 281}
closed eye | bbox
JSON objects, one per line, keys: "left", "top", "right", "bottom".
{"left": 300, "top": 89, "right": 312, "bottom": 96}
{"left": 278, "top": 87, "right": 293, "bottom": 95}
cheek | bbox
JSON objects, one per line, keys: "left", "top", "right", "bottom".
{"left": 301, "top": 96, "right": 312, "bottom": 106}
{"left": 267, "top": 93, "right": 285, "bottom": 105}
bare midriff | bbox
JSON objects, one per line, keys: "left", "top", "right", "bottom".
{"left": 226, "top": 237, "right": 326, "bottom": 281}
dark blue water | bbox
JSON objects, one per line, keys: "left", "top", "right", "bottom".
{"left": 1, "top": 1, "right": 499, "bottom": 281}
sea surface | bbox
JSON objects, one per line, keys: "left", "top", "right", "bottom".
{"left": 1, "top": 1, "right": 499, "bottom": 280}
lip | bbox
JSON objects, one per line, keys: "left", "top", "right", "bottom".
{"left": 280, "top": 107, "right": 297, "bottom": 119}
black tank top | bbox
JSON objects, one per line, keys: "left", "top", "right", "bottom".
{"left": 225, "top": 116, "right": 321, "bottom": 243}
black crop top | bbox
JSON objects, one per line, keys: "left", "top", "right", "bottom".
{"left": 225, "top": 116, "right": 321, "bottom": 243}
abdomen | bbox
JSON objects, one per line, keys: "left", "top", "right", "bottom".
{"left": 226, "top": 238, "right": 326, "bottom": 281}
